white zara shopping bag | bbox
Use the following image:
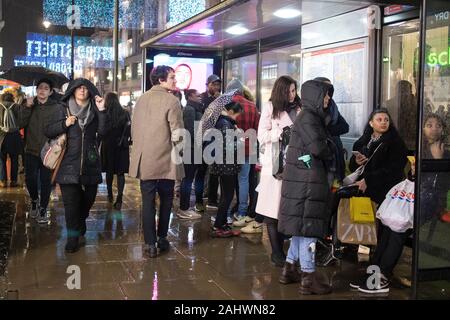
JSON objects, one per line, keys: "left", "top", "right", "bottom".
{"left": 376, "top": 179, "right": 415, "bottom": 233}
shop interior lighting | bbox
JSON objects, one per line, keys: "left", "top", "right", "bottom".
{"left": 225, "top": 25, "right": 249, "bottom": 35}
{"left": 274, "top": 8, "right": 301, "bottom": 19}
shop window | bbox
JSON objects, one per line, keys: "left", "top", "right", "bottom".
{"left": 260, "top": 45, "right": 301, "bottom": 113}
{"left": 381, "top": 20, "right": 420, "bottom": 151}
{"left": 225, "top": 54, "right": 257, "bottom": 100}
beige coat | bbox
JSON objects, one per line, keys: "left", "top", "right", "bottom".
{"left": 129, "top": 85, "right": 185, "bottom": 181}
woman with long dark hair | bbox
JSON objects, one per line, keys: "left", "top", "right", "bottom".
{"left": 101, "top": 92, "right": 131, "bottom": 210}
{"left": 255, "top": 75, "right": 301, "bottom": 267}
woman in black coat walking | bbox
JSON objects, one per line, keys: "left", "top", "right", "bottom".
{"left": 45, "top": 78, "right": 110, "bottom": 253}
{"left": 348, "top": 108, "right": 408, "bottom": 294}
{"left": 278, "top": 79, "right": 335, "bottom": 295}
{"left": 101, "top": 92, "right": 131, "bottom": 210}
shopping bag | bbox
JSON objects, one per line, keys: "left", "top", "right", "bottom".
{"left": 376, "top": 179, "right": 415, "bottom": 233}
{"left": 350, "top": 197, "right": 375, "bottom": 223}
{"left": 337, "top": 198, "right": 377, "bottom": 246}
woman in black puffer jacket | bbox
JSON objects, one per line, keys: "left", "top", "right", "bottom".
{"left": 278, "top": 79, "right": 335, "bottom": 295}
{"left": 45, "top": 78, "right": 110, "bottom": 253}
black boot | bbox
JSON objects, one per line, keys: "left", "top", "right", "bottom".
{"left": 279, "top": 261, "right": 302, "bottom": 284}
{"left": 299, "top": 272, "right": 332, "bottom": 295}
{"left": 65, "top": 237, "right": 80, "bottom": 253}
{"left": 113, "top": 194, "right": 123, "bottom": 210}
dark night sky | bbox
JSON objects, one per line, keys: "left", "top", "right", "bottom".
{"left": 0, "top": 0, "right": 45, "bottom": 72}
{"left": 0, "top": 0, "right": 97, "bottom": 72}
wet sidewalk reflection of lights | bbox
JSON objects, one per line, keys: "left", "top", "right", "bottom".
{"left": 151, "top": 272, "right": 158, "bottom": 300}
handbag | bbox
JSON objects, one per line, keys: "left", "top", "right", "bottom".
{"left": 337, "top": 198, "right": 378, "bottom": 245}
{"left": 350, "top": 196, "right": 375, "bottom": 223}
{"left": 376, "top": 179, "right": 415, "bottom": 232}
{"left": 342, "top": 143, "right": 383, "bottom": 186}
{"left": 272, "top": 125, "right": 291, "bottom": 180}
{"left": 41, "top": 108, "right": 70, "bottom": 175}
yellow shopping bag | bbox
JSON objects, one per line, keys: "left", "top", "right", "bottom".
{"left": 349, "top": 197, "right": 375, "bottom": 223}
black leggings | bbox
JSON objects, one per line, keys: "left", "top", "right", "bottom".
{"left": 264, "top": 216, "right": 285, "bottom": 257}
{"left": 215, "top": 175, "right": 236, "bottom": 228}
{"left": 106, "top": 173, "right": 125, "bottom": 199}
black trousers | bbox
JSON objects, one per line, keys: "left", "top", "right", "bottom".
{"left": 208, "top": 170, "right": 219, "bottom": 204}
{"left": 140, "top": 179, "right": 175, "bottom": 246}
{"left": 60, "top": 184, "right": 98, "bottom": 238}
{"left": 371, "top": 222, "right": 411, "bottom": 277}
{"left": 25, "top": 153, "right": 52, "bottom": 209}
{"left": 215, "top": 175, "right": 236, "bottom": 228}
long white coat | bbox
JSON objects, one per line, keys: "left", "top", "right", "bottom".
{"left": 255, "top": 103, "right": 298, "bottom": 220}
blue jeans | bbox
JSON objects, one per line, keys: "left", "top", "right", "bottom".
{"left": 237, "top": 161, "right": 251, "bottom": 217}
{"left": 286, "top": 236, "right": 317, "bottom": 273}
{"left": 228, "top": 160, "right": 250, "bottom": 217}
{"left": 140, "top": 179, "right": 175, "bottom": 246}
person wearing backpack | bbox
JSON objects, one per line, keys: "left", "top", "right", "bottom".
{"left": 0, "top": 92, "right": 27, "bottom": 188}
{"left": 21, "top": 78, "right": 60, "bottom": 223}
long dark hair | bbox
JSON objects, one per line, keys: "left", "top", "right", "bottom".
{"left": 363, "top": 108, "right": 398, "bottom": 137}
{"left": 270, "top": 75, "right": 298, "bottom": 119}
{"left": 105, "top": 92, "right": 128, "bottom": 129}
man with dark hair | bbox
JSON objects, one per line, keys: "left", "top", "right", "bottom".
{"left": 129, "top": 65, "right": 184, "bottom": 258}
{"left": 200, "top": 74, "right": 222, "bottom": 209}
{"left": 21, "top": 77, "right": 61, "bottom": 223}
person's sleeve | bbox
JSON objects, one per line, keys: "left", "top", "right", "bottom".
{"left": 258, "top": 104, "right": 280, "bottom": 146}
{"left": 183, "top": 107, "right": 195, "bottom": 141}
{"left": 96, "top": 108, "right": 110, "bottom": 137}
{"left": 363, "top": 142, "right": 408, "bottom": 187}
{"left": 14, "top": 103, "right": 33, "bottom": 128}
{"left": 297, "top": 114, "right": 332, "bottom": 160}
{"left": 328, "top": 113, "right": 349, "bottom": 136}
{"left": 44, "top": 106, "right": 67, "bottom": 139}
{"left": 168, "top": 100, "right": 184, "bottom": 142}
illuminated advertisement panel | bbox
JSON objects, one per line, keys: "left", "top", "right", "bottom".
{"left": 153, "top": 53, "right": 214, "bottom": 93}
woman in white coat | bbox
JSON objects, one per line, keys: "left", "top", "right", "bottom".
{"left": 255, "top": 75, "right": 301, "bottom": 267}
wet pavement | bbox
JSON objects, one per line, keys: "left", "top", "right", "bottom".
{"left": 0, "top": 176, "right": 412, "bottom": 300}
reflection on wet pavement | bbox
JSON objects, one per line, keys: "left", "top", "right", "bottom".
{"left": 1, "top": 177, "right": 412, "bottom": 300}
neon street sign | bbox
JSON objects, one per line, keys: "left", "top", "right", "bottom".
{"left": 427, "top": 47, "right": 450, "bottom": 67}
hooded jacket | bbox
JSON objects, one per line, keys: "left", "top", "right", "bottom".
{"left": 45, "top": 78, "right": 110, "bottom": 185}
{"left": 278, "top": 80, "right": 335, "bottom": 238}
{"left": 0, "top": 100, "right": 28, "bottom": 154}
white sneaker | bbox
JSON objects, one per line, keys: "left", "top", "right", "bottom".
{"left": 241, "top": 221, "right": 263, "bottom": 234}
{"left": 227, "top": 216, "right": 233, "bottom": 225}
{"left": 233, "top": 215, "right": 255, "bottom": 227}
{"left": 37, "top": 208, "right": 49, "bottom": 224}
{"left": 177, "top": 209, "right": 202, "bottom": 220}
{"left": 29, "top": 201, "right": 39, "bottom": 219}
{"left": 50, "top": 193, "right": 59, "bottom": 201}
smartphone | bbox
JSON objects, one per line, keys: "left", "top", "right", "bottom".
{"left": 352, "top": 151, "right": 363, "bottom": 157}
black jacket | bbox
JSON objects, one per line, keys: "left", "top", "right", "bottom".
{"left": 210, "top": 115, "right": 241, "bottom": 176}
{"left": 22, "top": 98, "right": 60, "bottom": 157}
{"left": 278, "top": 80, "right": 335, "bottom": 238}
{"left": 200, "top": 91, "right": 217, "bottom": 112}
{"left": 45, "top": 79, "right": 110, "bottom": 185}
{"left": 327, "top": 99, "right": 349, "bottom": 181}
{"left": 349, "top": 128, "right": 407, "bottom": 204}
